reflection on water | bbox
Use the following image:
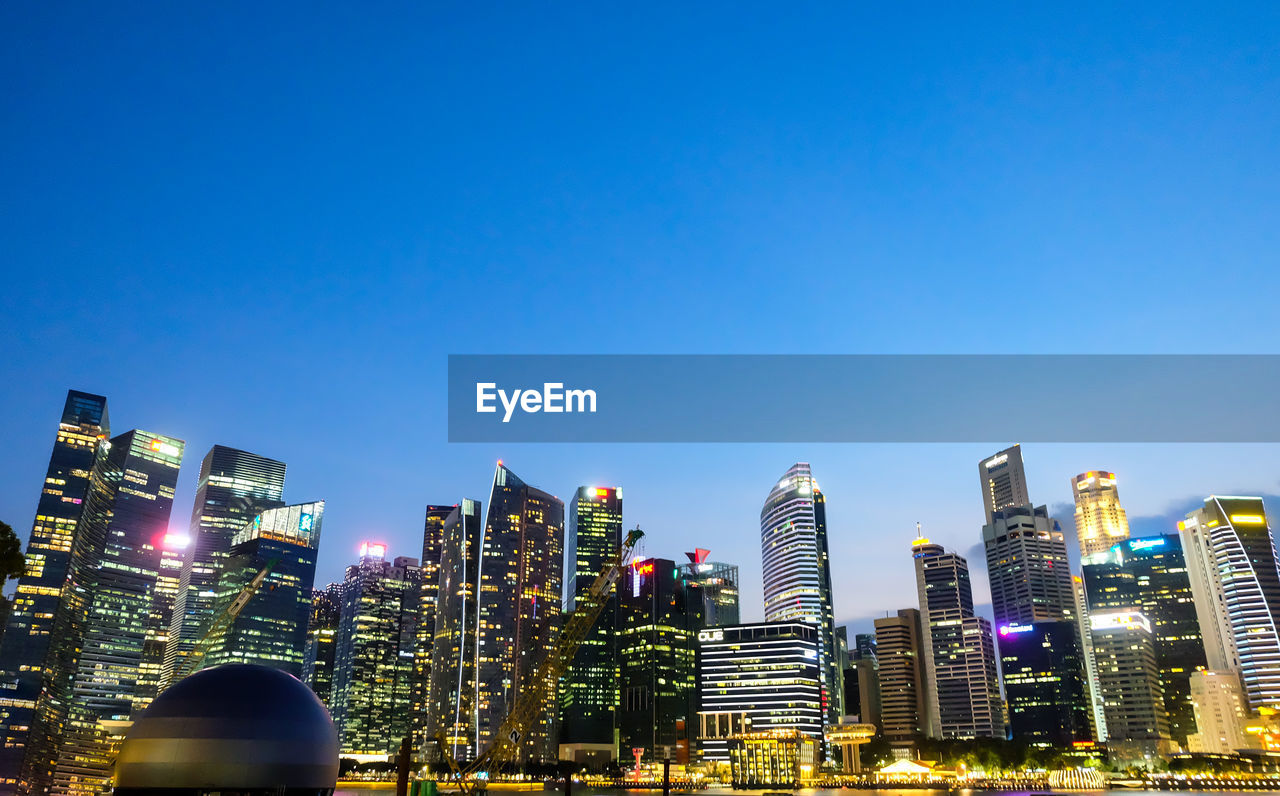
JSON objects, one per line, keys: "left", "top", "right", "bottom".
{"left": 337, "top": 789, "right": 1265, "bottom": 796}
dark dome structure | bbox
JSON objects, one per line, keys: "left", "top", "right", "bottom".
{"left": 114, "top": 663, "right": 338, "bottom": 795}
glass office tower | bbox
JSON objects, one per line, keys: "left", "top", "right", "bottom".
{"left": 0, "top": 390, "right": 107, "bottom": 794}
{"left": 201, "top": 501, "right": 324, "bottom": 676}
{"left": 760, "top": 464, "right": 843, "bottom": 730}
{"left": 413, "top": 504, "right": 453, "bottom": 761}
{"left": 679, "top": 550, "right": 740, "bottom": 628}
{"left": 560, "top": 486, "right": 623, "bottom": 756}
{"left": 996, "top": 621, "right": 1092, "bottom": 746}
{"left": 303, "top": 582, "right": 344, "bottom": 707}
{"left": 618, "top": 557, "right": 697, "bottom": 765}
{"left": 25, "top": 430, "right": 184, "bottom": 796}
{"left": 332, "top": 544, "right": 421, "bottom": 761}
{"left": 425, "top": 499, "right": 483, "bottom": 764}
{"left": 164, "top": 446, "right": 286, "bottom": 684}
{"left": 1081, "top": 534, "right": 1206, "bottom": 746}
{"left": 475, "top": 463, "right": 564, "bottom": 764}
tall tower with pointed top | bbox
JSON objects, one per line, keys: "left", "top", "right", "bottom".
{"left": 476, "top": 463, "right": 564, "bottom": 763}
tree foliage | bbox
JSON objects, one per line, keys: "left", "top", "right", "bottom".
{"left": 0, "top": 521, "right": 23, "bottom": 584}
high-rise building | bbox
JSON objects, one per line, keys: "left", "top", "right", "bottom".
{"left": 1081, "top": 534, "right": 1206, "bottom": 746}
{"left": 1072, "top": 471, "right": 1130, "bottom": 557}
{"left": 475, "top": 463, "right": 564, "bottom": 764}
{"left": 695, "top": 623, "right": 822, "bottom": 763}
{"left": 982, "top": 505, "right": 1075, "bottom": 626}
{"left": 1187, "top": 670, "right": 1254, "bottom": 754}
{"left": 679, "top": 551, "right": 740, "bottom": 629}
{"left": 1089, "top": 611, "right": 1171, "bottom": 749}
{"left": 979, "top": 445, "right": 1030, "bottom": 525}
{"left": 618, "top": 557, "right": 697, "bottom": 765}
{"left": 0, "top": 391, "right": 107, "bottom": 793}
{"left": 874, "top": 608, "right": 932, "bottom": 750}
{"left": 995, "top": 621, "right": 1092, "bottom": 746}
{"left": 978, "top": 448, "right": 1091, "bottom": 748}
{"left": 201, "top": 501, "right": 324, "bottom": 676}
{"left": 164, "top": 446, "right": 286, "bottom": 685}
{"left": 843, "top": 659, "right": 880, "bottom": 728}
{"left": 331, "top": 544, "right": 421, "bottom": 761}
{"left": 413, "top": 505, "right": 453, "bottom": 761}
{"left": 852, "top": 633, "right": 877, "bottom": 663}
{"left": 760, "top": 464, "right": 843, "bottom": 729}
{"left": 911, "top": 537, "right": 1003, "bottom": 739}
{"left": 303, "top": 582, "right": 344, "bottom": 707}
{"left": 425, "top": 499, "right": 483, "bottom": 763}
{"left": 25, "top": 430, "right": 184, "bottom": 796}
{"left": 135, "top": 533, "right": 186, "bottom": 708}
{"left": 1180, "top": 497, "right": 1280, "bottom": 711}
{"left": 560, "top": 486, "right": 622, "bottom": 755}
{"left": 1073, "top": 575, "right": 1108, "bottom": 741}
{"left": 841, "top": 630, "right": 880, "bottom": 727}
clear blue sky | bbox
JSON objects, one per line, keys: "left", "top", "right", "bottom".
{"left": 3, "top": 3, "right": 1280, "bottom": 633}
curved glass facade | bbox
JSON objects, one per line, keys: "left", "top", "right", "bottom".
{"left": 759, "top": 463, "right": 842, "bottom": 731}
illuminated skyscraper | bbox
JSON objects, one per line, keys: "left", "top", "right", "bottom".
{"left": 24, "top": 430, "right": 184, "bottom": 796}
{"left": 760, "top": 463, "right": 843, "bottom": 729}
{"left": 425, "top": 499, "right": 483, "bottom": 763}
{"left": 996, "top": 621, "right": 1092, "bottom": 746}
{"left": 201, "top": 501, "right": 324, "bottom": 675}
{"left": 982, "top": 504, "right": 1075, "bottom": 626}
{"left": 874, "top": 608, "right": 933, "bottom": 750}
{"left": 618, "top": 557, "right": 696, "bottom": 765}
{"left": 413, "top": 505, "right": 453, "bottom": 761}
{"left": 695, "top": 623, "right": 822, "bottom": 763}
{"left": 1180, "top": 497, "right": 1280, "bottom": 711}
{"left": 980, "top": 455, "right": 1090, "bottom": 750}
{"left": 911, "top": 537, "right": 1003, "bottom": 740}
{"left": 1072, "top": 471, "right": 1131, "bottom": 557}
{"left": 560, "top": 486, "right": 622, "bottom": 756}
{"left": 0, "top": 390, "right": 107, "bottom": 793}
{"left": 164, "top": 446, "right": 286, "bottom": 685}
{"left": 679, "top": 550, "right": 740, "bottom": 628}
{"left": 1081, "top": 534, "right": 1206, "bottom": 746}
{"left": 475, "top": 463, "right": 564, "bottom": 764}
{"left": 331, "top": 544, "right": 421, "bottom": 761}
{"left": 303, "top": 582, "right": 344, "bottom": 707}
{"left": 136, "top": 533, "right": 185, "bottom": 708}
{"left": 1089, "top": 611, "right": 1171, "bottom": 758}
{"left": 978, "top": 445, "right": 1030, "bottom": 525}
{"left": 1073, "top": 574, "right": 1109, "bottom": 741}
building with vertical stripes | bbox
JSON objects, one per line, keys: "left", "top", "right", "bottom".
{"left": 760, "top": 464, "right": 842, "bottom": 731}
{"left": 695, "top": 622, "right": 822, "bottom": 763}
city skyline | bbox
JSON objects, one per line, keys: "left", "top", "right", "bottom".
{"left": 6, "top": 1, "right": 1280, "bottom": 787}
{"left": 6, "top": 391, "right": 1280, "bottom": 638}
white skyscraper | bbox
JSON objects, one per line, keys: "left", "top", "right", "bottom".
{"left": 1180, "top": 496, "right": 1280, "bottom": 711}
{"left": 761, "top": 463, "right": 842, "bottom": 729}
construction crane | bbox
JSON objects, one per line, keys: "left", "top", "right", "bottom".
{"left": 435, "top": 526, "right": 645, "bottom": 794}
{"left": 168, "top": 559, "right": 277, "bottom": 685}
